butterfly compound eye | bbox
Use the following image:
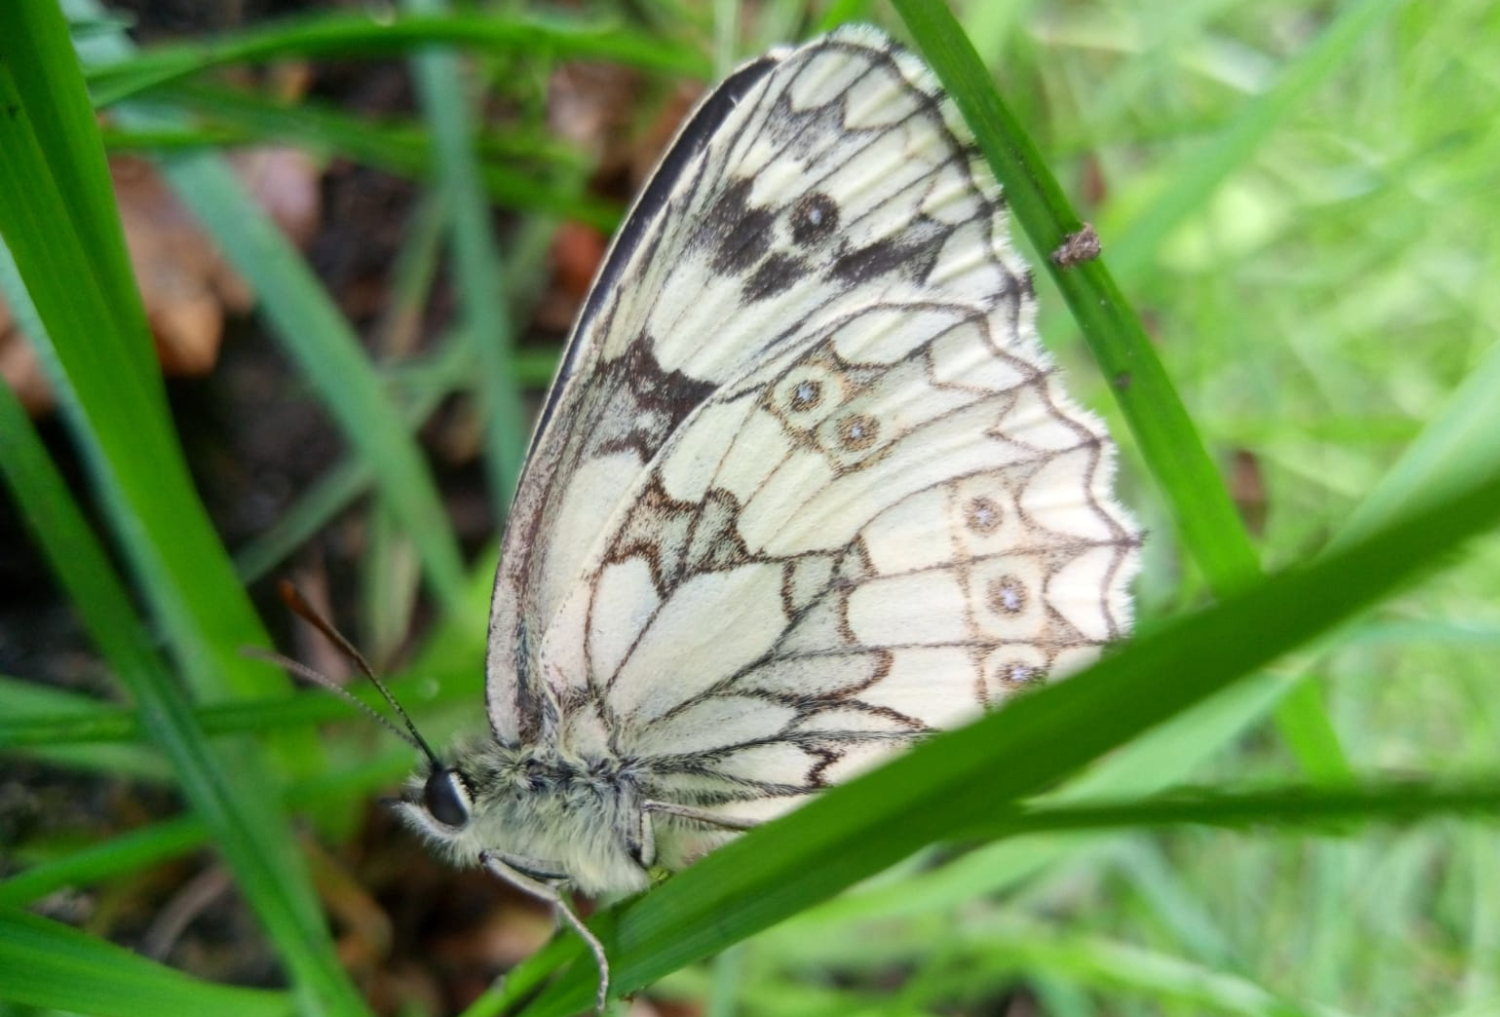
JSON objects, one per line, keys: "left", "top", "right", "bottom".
{"left": 423, "top": 769, "right": 470, "bottom": 829}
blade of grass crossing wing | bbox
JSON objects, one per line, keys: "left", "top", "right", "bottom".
{"left": 889, "top": 0, "right": 1351, "bottom": 780}
{"left": 512, "top": 466, "right": 1500, "bottom": 1013}
{"left": 890, "top": 0, "right": 1259, "bottom": 589}
{"left": 800, "top": 667, "right": 1299, "bottom": 926}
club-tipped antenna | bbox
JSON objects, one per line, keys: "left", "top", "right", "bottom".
{"left": 271, "top": 580, "right": 445, "bottom": 769}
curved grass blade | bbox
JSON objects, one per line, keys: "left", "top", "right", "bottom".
{"left": 122, "top": 82, "right": 619, "bottom": 229}
{"left": 0, "top": 370, "right": 364, "bottom": 1015}
{"left": 61, "top": 0, "right": 471, "bottom": 616}
{"left": 506, "top": 461, "right": 1500, "bottom": 1013}
{"left": 0, "top": 7, "right": 365, "bottom": 1010}
{"left": 85, "top": 11, "right": 710, "bottom": 107}
{"left": 0, "top": 909, "right": 290, "bottom": 1017}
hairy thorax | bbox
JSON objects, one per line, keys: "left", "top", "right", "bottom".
{"left": 397, "top": 740, "right": 654, "bottom": 898}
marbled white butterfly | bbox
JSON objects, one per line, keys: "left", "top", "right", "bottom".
{"left": 395, "top": 23, "right": 1139, "bottom": 1009}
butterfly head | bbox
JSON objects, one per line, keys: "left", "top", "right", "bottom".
{"left": 393, "top": 739, "right": 537, "bottom": 870}
{"left": 395, "top": 752, "right": 489, "bottom": 865}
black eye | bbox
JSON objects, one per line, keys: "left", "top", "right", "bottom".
{"left": 424, "top": 769, "right": 470, "bottom": 828}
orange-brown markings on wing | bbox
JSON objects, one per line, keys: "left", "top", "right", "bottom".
{"left": 604, "top": 476, "right": 696, "bottom": 593}
{"left": 986, "top": 574, "right": 1028, "bottom": 615}
{"left": 789, "top": 378, "right": 823, "bottom": 411}
{"left": 965, "top": 495, "right": 1003, "bottom": 534}
{"left": 836, "top": 413, "right": 880, "bottom": 450}
{"left": 997, "top": 660, "right": 1047, "bottom": 688}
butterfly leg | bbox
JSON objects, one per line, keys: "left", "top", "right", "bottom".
{"left": 643, "top": 801, "right": 762, "bottom": 831}
{"left": 627, "top": 799, "right": 657, "bottom": 868}
{"left": 479, "top": 851, "right": 610, "bottom": 1013}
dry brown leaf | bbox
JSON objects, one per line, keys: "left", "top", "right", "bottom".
{"left": 0, "top": 299, "right": 51, "bottom": 414}
{"left": 1, "top": 146, "right": 321, "bottom": 415}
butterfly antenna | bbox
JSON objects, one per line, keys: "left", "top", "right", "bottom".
{"left": 241, "top": 646, "right": 421, "bottom": 752}
{"left": 272, "top": 580, "right": 446, "bottom": 768}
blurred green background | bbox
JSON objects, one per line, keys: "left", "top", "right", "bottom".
{"left": 1, "top": 1, "right": 1498, "bottom": 1015}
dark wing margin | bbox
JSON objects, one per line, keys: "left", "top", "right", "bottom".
{"left": 522, "top": 52, "right": 786, "bottom": 471}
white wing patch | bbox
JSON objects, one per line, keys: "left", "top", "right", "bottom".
{"left": 482, "top": 26, "right": 1139, "bottom": 865}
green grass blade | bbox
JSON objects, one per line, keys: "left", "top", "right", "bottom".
{"left": 0, "top": 681, "right": 348, "bottom": 749}
{"left": 0, "top": 372, "right": 364, "bottom": 1014}
{"left": 1336, "top": 331, "right": 1500, "bottom": 545}
{"left": 85, "top": 10, "right": 710, "bottom": 106}
{"left": 795, "top": 673, "right": 1299, "bottom": 928}
{"left": 0, "top": 8, "right": 364, "bottom": 1008}
{"left": 954, "top": 779, "right": 1500, "bottom": 840}
{"left": 63, "top": 0, "right": 473, "bottom": 616}
{"left": 126, "top": 80, "right": 618, "bottom": 229}
{"left": 405, "top": 0, "right": 528, "bottom": 505}
{"left": 233, "top": 337, "right": 472, "bottom": 582}
{"left": 891, "top": 0, "right": 1257, "bottom": 593}
{"left": 0, "top": 13, "right": 286, "bottom": 711}
{"left": 877, "top": 919, "right": 1354, "bottom": 1017}
{"left": 510, "top": 461, "right": 1500, "bottom": 1013}
{"left": 0, "top": 909, "right": 291, "bottom": 1017}
{"left": 1105, "top": 0, "right": 1405, "bottom": 281}
{"left": 0, "top": 819, "right": 207, "bottom": 909}
{"left": 0, "top": 754, "right": 415, "bottom": 910}
{"left": 0, "top": 677, "right": 165, "bottom": 779}
{"left": 144, "top": 148, "right": 472, "bottom": 614}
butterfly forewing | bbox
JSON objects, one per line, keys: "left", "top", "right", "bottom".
{"left": 484, "top": 25, "right": 1138, "bottom": 862}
